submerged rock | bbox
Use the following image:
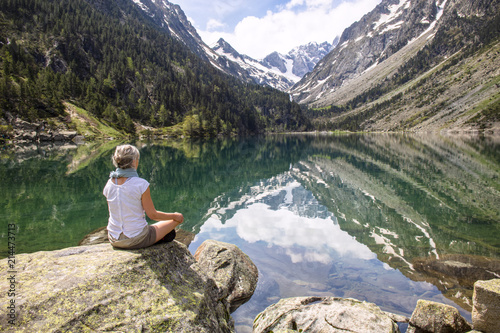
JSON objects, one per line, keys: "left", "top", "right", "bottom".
{"left": 0, "top": 240, "right": 256, "bottom": 332}
{"left": 472, "top": 279, "right": 500, "bottom": 333}
{"left": 412, "top": 254, "right": 500, "bottom": 310}
{"left": 253, "top": 296, "right": 402, "bottom": 333}
{"left": 406, "top": 299, "right": 471, "bottom": 333}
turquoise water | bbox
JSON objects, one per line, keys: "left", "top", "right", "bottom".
{"left": 1, "top": 134, "right": 499, "bottom": 331}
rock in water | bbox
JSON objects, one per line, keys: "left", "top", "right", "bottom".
{"left": 195, "top": 239, "right": 258, "bottom": 313}
{"left": 0, "top": 240, "right": 257, "bottom": 332}
{"left": 472, "top": 279, "right": 500, "bottom": 333}
{"left": 407, "top": 299, "right": 471, "bottom": 333}
{"left": 253, "top": 296, "right": 401, "bottom": 333}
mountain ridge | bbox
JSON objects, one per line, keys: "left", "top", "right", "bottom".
{"left": 291, "top": 0, "right": 500, "bottom": 133}
{"left": 211, "top": 38, "right": 336, "bottom": 91}
{"left": 1, "top": 0, "right": 498, "bottom": 137}
{"left": 128, "top": 0, "right": 335, "bottom": 91}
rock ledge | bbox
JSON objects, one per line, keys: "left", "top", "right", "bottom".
{"left": 0, "top": 240, "right": 258, "bottom": 332}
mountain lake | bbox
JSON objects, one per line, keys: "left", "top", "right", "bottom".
{"left": 1, "top": 133, "right": 499, "bottom": 332}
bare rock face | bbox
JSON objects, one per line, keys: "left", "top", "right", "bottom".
{"left": 0, "top": 239, "right": 257, "bottom": 332}
{"left": 253, "top": 296, "right": 402, "bottom": 333}
{"left": 194, "top": 239, "right": 259, "bottom": 313}
{"left": 472, "top": 279, "right": 500, "bottom": 333}
{"left": 407, "top": 300, "right": 471, "bottom": 333}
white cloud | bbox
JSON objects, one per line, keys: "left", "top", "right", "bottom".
{"left": 198, "top": 0, "right": 381, "bottom": 59}
{"left": 286, "top": 0, "right": 305, "bottom": 9}
{"left": 206, "top": 18, "right": 226, "bottom": 31}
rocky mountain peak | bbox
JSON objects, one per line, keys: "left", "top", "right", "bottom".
{"left": 129, "top": 0, "right": 336, "bottom": 92}
{"left": 212, "top": 38, "right": 249, "bottom": 63}
{"left": 290, "top": 0, "right": 449, "bottom": 105}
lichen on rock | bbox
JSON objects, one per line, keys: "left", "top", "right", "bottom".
{"left": 472, "top": 279, "right": 500, "bottom": 333}
{"left": 407, "top": 299, "right": 471, "bottom": 333}
{"left": 0, "top": 239, "right": 256, "bottom": 332}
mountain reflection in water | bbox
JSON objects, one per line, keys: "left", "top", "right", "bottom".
{"left": 1, "top": 134, "right": 499, "bottom": 332}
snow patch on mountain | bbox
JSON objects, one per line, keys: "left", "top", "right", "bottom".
{"left": 373, "top": 0, "right": 411, "bottom": 30}
{"left": 212, "top": 38, "right": 337, "bottom": 91}
{"left": 291, "top": 0, "right": 451, "bottom": 105}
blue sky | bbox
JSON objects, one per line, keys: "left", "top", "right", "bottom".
{"left": 171, "top": 0, "right": 381, "bottom": 59}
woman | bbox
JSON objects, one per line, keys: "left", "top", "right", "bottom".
{"left": 103, "top": 144, "right": 183, "bottom": 249}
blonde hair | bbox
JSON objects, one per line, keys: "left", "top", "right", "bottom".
{"left": 112, "top": 144, "right": 140, "bottom": 169}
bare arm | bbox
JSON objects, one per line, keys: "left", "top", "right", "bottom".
{"left": 141, "top": 186, "right": 183, "bottom": 223}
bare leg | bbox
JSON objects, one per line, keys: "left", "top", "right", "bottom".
{"left": 152, "top": 220, "right": 181, "bottom": 242}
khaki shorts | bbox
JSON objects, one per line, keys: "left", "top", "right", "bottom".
{"left": 108, "top": 225, "right": 157, "bottom": 249}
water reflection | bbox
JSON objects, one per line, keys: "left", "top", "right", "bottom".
{"left": 197, "top": 176, "right": 375, "bottom": 262}
{"left": 188, "top": 171, "right": 481, "bottom": 331}
{"left": 1, "top": 134, "right": 499, "bottom": 332}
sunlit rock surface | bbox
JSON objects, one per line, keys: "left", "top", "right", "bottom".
{"left": 407, "top": 299, "right": 471, "bottom": 333}
{"left": 472, "top": 279, "right": 500, "bottom": 333}
{"left": 0, "top": 240, "right": 256, "bottom": 332}
{"left": 253, "top": 296, "right": 403, "bottom": 333}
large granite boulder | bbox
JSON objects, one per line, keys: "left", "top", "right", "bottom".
{"left": 406, "top": 300, "right": 471, "bottom": 333}
{"left": 194, "top": 240, "right": 259, "bottom": 313}
{"left": 0, "top": 240, "right": 257, "bottom": 332}
{"left": 253, "top": 296, "right": 402, "bottom": 333}
{"left": 472, "top": 279, "right": 500, "bottom": 333}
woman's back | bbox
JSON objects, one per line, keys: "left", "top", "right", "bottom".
{"left": 103, "top": 177, "right": 150, "bottom": 239}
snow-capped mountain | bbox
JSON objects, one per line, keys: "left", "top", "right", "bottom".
{"left": 212, "top": 39, "right": 298, "bottom": 91}
{"left": 212, "top": 39, "right": 336, "bottom": 91}
{"left": 263, "top": 40, "right": 337, "bottom": 79}
{"left": 129, "top": 0, "right": 335, "bottom": 91}
{"left": 211, "top": 38, "right": 295, "bottom": 90}
{"left": 290, "top": 0, "right": 467, "bottom": 106}
{"left": 289, "top": 0, "right": 500, "bottom": 133}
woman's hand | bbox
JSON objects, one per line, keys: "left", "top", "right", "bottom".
{"left": 173, "top": 213, "right": 184, "bottom": 224}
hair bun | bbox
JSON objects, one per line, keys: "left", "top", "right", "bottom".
{"left": 112, "top": 145, "right": 140, "bottom": 169}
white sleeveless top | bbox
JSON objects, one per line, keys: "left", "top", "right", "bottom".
{"left": 103, "top": 177, "right": 150, "bottom": 239}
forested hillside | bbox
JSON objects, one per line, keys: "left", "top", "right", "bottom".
{"left": 0, "top": 0, "right": 310, "bottom": 139}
